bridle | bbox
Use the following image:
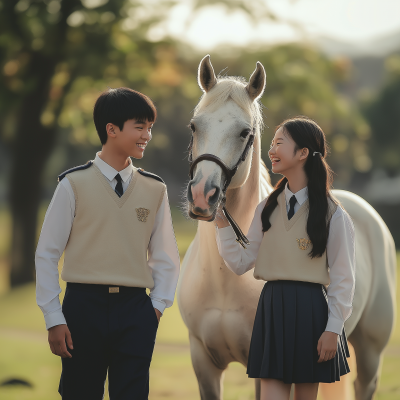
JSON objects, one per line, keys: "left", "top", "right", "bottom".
{"left": 188, "top": 127, "right": 256, "bottom": 248}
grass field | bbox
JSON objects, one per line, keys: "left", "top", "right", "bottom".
{"left": 0, "top": 205, "right": 399, "bottom": 399}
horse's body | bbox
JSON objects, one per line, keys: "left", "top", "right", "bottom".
{"left": 177, "top": 55, "right": 397, "bottom": 400}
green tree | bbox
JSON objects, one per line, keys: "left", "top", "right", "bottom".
{"left": 362, "top": 55, "right": 400, "bottom": 175}
{"left": 54, "top": 43, "right": 369, "bottom": 196}
{"left": 189, "top": 45, "right": 371, "bottom": 185}
{"left": 0, "top": 0, "right": 276, "bottom": 287}
{"left": 0, "top": 0, "right": 168, "bottom": 286}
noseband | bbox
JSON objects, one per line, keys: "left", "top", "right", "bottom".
{"left": 188, "top": 128, "right": 255, "bottom": 248}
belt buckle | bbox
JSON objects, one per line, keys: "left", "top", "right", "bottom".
{"left": 109, "top": 287, "right": 119, "bottom": 293}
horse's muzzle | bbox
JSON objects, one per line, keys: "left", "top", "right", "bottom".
{"left": 187, "top": 203, "right": 218, "bottom": 221}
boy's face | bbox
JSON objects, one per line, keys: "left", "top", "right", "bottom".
{"left": 108, "top": 119, "right": 153, "bottom": 159}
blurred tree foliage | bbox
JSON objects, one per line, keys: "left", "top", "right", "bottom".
{"left": 0, "top": 0, "right": 369, "bottom": 286}
{"left": 0, "top": 0, "right": 275, "bottom": 286}
{"left": 362, "top": 54, "right": 400, "bottom": 175}
{"left": 201, "top": 47, "right": 371, "bottom": 185}
{"left": 0, "top": 0, "right": 181, "bottom": 286}
{"left": 56, "top": 45, "right": 370, "bottom": 190}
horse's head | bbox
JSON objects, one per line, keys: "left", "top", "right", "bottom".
{"left": 186, "top": 55, "right": 266, "bottom": 221}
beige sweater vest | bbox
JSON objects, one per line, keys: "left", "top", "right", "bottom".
{"left": 61, "top": 164, "right": 166, "bottom": 288}
{"left": 254, "top": 191, "right": 337, "bottom": 285}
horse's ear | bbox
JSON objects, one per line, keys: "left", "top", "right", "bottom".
{"left": 246, "top": 62, "right": 266, "bottom": 101}
{"left": 198, "top": 54, "right": 217, "bottom": 93}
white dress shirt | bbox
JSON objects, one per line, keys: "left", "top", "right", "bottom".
{"left": 216, "top": 183, "right": 355, "bottom": 335}
{"left": 36, "top": 153, "right": 180, "bottom": 330}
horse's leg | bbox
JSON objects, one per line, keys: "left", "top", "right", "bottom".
{"left": 189, "top": 334, "right": 226, "bottom": 400}
{"left": 351, "top": 268, "right": 394, "bottom": 400}
{"left": 350, "top": 327, "right": 384, "bottom": 400}
{"left": 319, "top": 343, "right": 357, "bottom": 400}
{"left": 349, "top": 297, "right": 393, "bottom": 400}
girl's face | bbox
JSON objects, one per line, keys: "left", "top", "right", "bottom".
{"left": 268, "top": 127, "right": 308, "bottom": 175}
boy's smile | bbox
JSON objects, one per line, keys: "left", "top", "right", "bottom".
{"left": 108, "top": 118, "right": 153, "bottom": 160}
{"left": 122, "top": 119, "right": 153, "bottom": 159}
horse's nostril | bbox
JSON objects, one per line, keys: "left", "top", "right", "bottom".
{"left": 187, "top": 182, "right": 193, "bottom": 203}
{"left": 187, "top": 182, "right": 194, "bottom": 203}
{"left": 207, "top": 187, "right": 220, "bottom": 205}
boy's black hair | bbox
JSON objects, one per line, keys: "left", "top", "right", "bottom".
{"left": 93, "top": 87, "right": 157, "bottom": 145}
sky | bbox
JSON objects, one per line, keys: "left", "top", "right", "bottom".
{"left": 149, "top": 0, "right": 400, "bottom": 54}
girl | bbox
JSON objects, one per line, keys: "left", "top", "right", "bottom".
{"left": 215, "top": 116, "right": 355, "bottom": 400}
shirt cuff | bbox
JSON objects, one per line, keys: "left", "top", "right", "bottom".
{"left": 217, "top": 226, "right": 237, "bottom": 241}
{"left": 44, "top": 308, "right": 67, "bottom": 330}
{"left": 151, "top": 299, "right": 166, "bottom": 314}
{"left": 325, "top": 315, "right": 344, "bottom": 335}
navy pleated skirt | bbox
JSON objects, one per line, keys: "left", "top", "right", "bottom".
{"left": 247, "top": 280, "right": 350, "bottom": 384}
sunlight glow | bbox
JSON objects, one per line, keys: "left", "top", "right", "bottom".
{"left": 161, "top": 0, "right": 400, "bottom": 52}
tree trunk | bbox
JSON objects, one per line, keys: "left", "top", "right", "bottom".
{"left": 9, "top": 53, "right": 58, "bottom": 286}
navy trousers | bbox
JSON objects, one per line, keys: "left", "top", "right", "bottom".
{"left": 59, "top": 283, "right": 159, "bottom": 400}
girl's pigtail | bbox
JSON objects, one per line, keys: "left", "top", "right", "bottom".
{"left": 262, "top": 116, "right": 336, "bottom": 258}
{"left": 261, "top": 177, "right": 288, "bottom": 232}
{"left": 307, "top": 151, "right": 329, "bottom": 258}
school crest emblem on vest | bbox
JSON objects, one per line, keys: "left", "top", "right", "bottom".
{"left": 296, "top": 238, "right": 311, "bottom": 250}
{"left": 136, "top": 208, "right": 150, "bottom": 222}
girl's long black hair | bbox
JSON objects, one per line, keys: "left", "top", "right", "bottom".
{"left": 261, "top": 116, "right": 336, "bottom": 258}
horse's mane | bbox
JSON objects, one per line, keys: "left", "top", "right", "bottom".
{"left": 194, "top": 76, "right": 264, "bottom": 132}
{"left": 194, "top": 76, "right": 271, "bottom": 194}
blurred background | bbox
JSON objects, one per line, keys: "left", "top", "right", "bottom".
{"left": 0, "top": 0, "right": 399, "bottom": 399}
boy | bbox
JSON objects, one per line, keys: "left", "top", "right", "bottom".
{"left": 35, "top": 88, "right": 180, "bottom": 399}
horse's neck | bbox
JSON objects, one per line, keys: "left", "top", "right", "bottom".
{"left": 225, "top": 133, "right": 262, "bottom": 234}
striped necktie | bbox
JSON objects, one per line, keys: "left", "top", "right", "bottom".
{"left": 114, "top": 173, "right": 123, "bottom": 197}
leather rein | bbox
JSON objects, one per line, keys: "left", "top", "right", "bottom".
{"left": 188, "top": 128, "right": 256, "bottom": 248}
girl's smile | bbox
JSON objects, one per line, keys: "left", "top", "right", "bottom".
{"left": 270, "top": 157, "right": 280, "bottom": 166}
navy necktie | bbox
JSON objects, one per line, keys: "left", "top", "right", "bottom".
{"left": 287, "top": 195, "right": 297, "bottom": 220}
{"left": 114, "top": 174, "right": 123, "bottom": 197}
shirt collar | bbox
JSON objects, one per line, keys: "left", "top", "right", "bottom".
{"left": 94, "top": 152, "right": 134, "bottom": 183}
{"left": 285, "top": 182, "right": 308, "bottom": 206}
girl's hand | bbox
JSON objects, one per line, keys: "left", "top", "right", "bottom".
{"left": 317, "top": 331, "right": 338, "bottom": 363}
{"left": 214, "top": 206, "right": 230, "bottom": 229}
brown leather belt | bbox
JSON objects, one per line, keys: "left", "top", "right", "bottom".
{"left": 67, "top": 282, "right": 145, "bottom": 294}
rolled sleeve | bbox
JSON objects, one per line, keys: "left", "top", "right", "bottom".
{"left": 325, "top": 315, "right": 345, "bottom": 336}
{"left": 218, "top": 226, "right": 237, "bottom": 241}
{"left": 215, "top": 199, "right": 266, "bottom": 275}
{"left": 43, "top": 307, "right": 67, "bottom": 330}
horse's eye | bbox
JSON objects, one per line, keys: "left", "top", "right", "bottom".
{"left": 189, "top": 123, "right": 195, "bottom": 133}
{"left": 240, "top": 129, "right": 250, "bottom": 138}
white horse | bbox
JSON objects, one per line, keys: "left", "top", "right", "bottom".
{"left": 177, "top": 55, "right": 397, "bottom": 400}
